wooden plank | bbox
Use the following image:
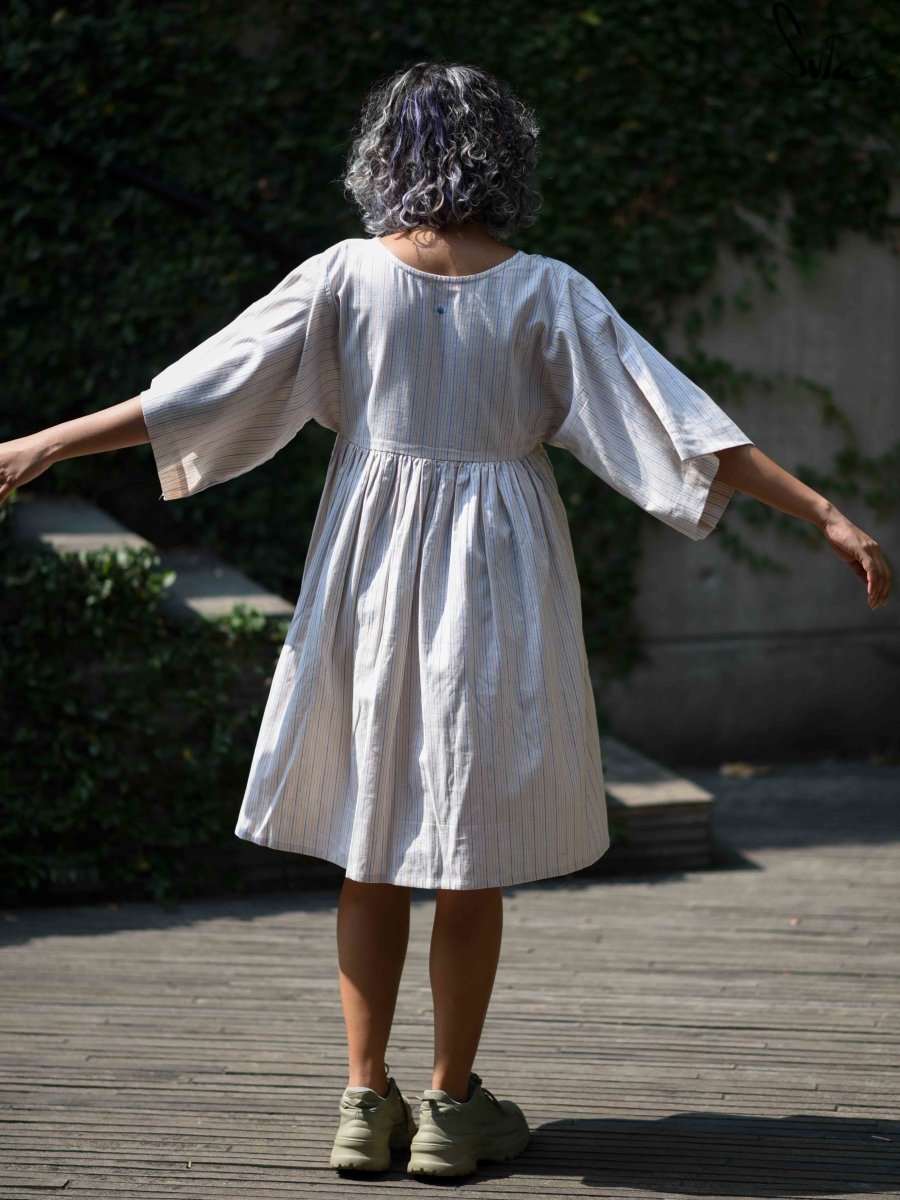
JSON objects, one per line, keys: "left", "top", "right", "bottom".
{"left": 2, "top": 765, "right": 900, "bottom": 1197}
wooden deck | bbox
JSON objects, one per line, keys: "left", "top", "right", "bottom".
{"left": 1, "top": 760, "right": 898, "bottom": 1198}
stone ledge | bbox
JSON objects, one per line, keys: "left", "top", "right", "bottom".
{"left": 9, "top": 493, "right": 293, "bottom": 622}
{"left": 602, "top": 736, "right": 713, "bottom": 808}
{"left": 590, "top": 736, "right": 714, "bottom": 875}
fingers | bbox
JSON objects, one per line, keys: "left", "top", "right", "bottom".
{"left": 874, "top": 549, "right": 891, "bottom": 607}
{"left": 862, "top": 544, "right": 892, "bottom": 609}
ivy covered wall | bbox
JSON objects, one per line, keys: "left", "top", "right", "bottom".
{"left": 4, "top": 0, "right": 899, "bottom": 721}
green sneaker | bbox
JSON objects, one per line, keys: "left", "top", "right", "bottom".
{"left": 407, "top": 1070, "right": 530, "bottom": 1177}
{"left": 329, "top": 1062, "right": 417, "bottom": 1173}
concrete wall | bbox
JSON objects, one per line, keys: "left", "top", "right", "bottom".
{"left": 598, "top": 191, "right": 900, "bottom": 767}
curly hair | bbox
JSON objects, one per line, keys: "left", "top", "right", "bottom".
{"left": 339, "top": 60, "right": 542, "bottom": 240}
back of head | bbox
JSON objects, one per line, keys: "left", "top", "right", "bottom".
{"left": 340, "top": 60, "right": 542, "bottom": 240}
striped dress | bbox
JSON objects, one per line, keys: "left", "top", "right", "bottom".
{"left": 140, "top": 236, "right": 754, "bottom": 890}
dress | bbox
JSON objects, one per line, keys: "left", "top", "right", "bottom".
{"left": 140, "top": 236, "right": 754, "bottom": 890}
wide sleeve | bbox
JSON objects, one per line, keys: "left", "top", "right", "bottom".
{"left": 542, "top": 267, "right": 755, "bottom": 540}
{"left": 140, "top": 249, "right": 340, "bottom": 501}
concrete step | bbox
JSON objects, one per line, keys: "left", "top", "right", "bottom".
{"left": 9, "top": 492, "right": 717, "bottom": 889}
{"left": 9, "top": 493, "right": 293, "bottom": 622}
{"left": 598, "top": 737, "right": 714, "bottom": 874}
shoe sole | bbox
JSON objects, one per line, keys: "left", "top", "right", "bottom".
{"left": 330, "top": 1118, "right": 416, "bottom": 1173}
{"left": 407, "top": 1125, "right": 530, "bottom": 1176}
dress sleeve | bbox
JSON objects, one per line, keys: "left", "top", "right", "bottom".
{"left": 140, "top": 249, "right": 339, "bottom": 501}
{"left": 542, "top": 267, "right": 754, "bottom": 540}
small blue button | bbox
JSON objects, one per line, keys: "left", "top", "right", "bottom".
{"left": 435, "top": 305, "right": 445, "bottom": 314}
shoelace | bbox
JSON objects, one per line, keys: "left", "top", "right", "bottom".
{"left": 413, "top": 1078, "right": 503, "bottom": 1111}
{"left": 342, "top": 1093, "right": 386, "bottom": 1111}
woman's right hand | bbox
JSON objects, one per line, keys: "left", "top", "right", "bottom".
{"left": 820, "top": 510, "right": 892, "bottom": 610}
{"left": 0, "top": 434, "right": 56, "bottom": 506}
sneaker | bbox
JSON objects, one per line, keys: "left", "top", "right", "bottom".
{"left": 329, "top": 1061, "right": 417, "bottom": 1173}
{"left": 407, "top": 1070, "right": 530, "bottom": 1177}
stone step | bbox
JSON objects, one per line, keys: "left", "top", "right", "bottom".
{"left": 9, "top": 493, "right": 293, "bottom": 622}
{"left": 598, "top": 737, "right": 714, "bottom": 874}
{"left": 9, "top": 492, "right": 716, "bottom": 888}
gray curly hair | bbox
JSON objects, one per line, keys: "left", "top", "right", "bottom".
{"left": 339, "top": 60, "right": 542, "bottom": 240}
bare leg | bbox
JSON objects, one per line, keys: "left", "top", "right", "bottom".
{"left": 429, "top": 886, "right": 504, "bottom": 1101}
{"left": 336, "top": 877, "right": 412, "bottom": 1093}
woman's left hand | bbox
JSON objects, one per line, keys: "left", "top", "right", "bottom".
{"left": 820, "top": 512, "right": 892, "bottom": 610}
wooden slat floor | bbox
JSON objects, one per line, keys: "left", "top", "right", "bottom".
{"left": 1, "top": 759, "right": 898, "bottom": 1198}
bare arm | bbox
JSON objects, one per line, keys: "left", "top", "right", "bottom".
{"left": 38, "top": 395, "right": 150, "bottom": 462}
{"left": 714, "top": 443, "right": 835, "bottom": 528}
{"left": 0, "top": 396, "right": 149, "bottom": 505}
{"left": 714, "top": 443, "right": 892, "bottom": 610}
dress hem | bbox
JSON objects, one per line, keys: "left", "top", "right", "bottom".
{"left": 233, "top": 827, "right": 612, "bottom": 891}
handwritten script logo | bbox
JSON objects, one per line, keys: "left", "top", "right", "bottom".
{"left": 772, "top": 2, "right": 877, "bottom": 82}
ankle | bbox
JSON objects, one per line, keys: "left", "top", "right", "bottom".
{"left": 347, "top": 1068, "right": 390, "bottom": 1095}
{"left": 431, "top": 1074, "right": 473, "bottom": 1103}
{"left": 348, "top": 1079, "right": 390, "bottom": 1097}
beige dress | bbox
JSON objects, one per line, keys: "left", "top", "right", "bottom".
{"left": 140, "top": 236, "right": 754, "bottom": 889}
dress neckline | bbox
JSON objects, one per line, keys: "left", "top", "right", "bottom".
{"left": 372, "top": 236, "right": 523, "bottom": 281}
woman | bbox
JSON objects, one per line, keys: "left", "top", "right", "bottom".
{"left": 0, "top": 59, "right": 891, "bottom": 1179}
